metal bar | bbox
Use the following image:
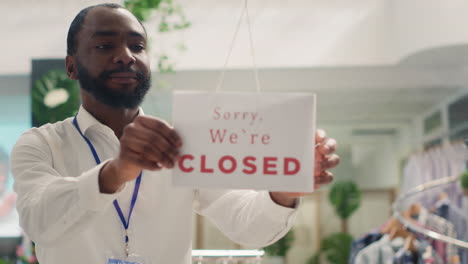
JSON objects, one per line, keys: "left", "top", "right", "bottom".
{"left": 392, "top": 175, "right": 468, "bottom": 249}
{"left": 191, "top": 249, "right": 265, "bottom": 258}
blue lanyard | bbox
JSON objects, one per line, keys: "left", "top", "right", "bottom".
{"left": 73, "top": 115, "right": 142, "bottom": 255}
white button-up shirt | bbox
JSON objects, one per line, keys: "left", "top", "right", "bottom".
{"left": 11, "top": 106, "right": 298, "bottom": 264}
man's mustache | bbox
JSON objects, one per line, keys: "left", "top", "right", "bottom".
{"left": 100, "top": 67, "right": 146, "bottom": 80}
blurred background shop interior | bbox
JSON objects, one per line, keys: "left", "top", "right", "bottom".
{"left": 1, "top": 0, "right": 468, "bottom": 263}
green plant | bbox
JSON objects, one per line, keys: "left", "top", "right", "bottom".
{"left": 124, "top": 0, "right": 190, "bottom": 30}
{"left": 124, "top": 0, "right": 191, "bottom": 73}
{"left": 308, "top": 181, "right": 361, "bottom": 264}
{"left": 124, "top": 0, "right": 162, "bottom": 21}
{"left": 306, "top": 252, "right": 320, "bottom": 264}
{"left": 306, "top": 233, "right": 353, "bottom": 264}
{"left": 321, "top": 232, "right": 353, "bottom": 264}
{"left": 461, "top": 170, "right": 468, "bottom": 189}
{"left": 263, "top": 230, "right": 294, "bottom": 257}
{"left": 329, "top": 180, "right": 361, "bottom": 233}
{"left": 32, "top": 69, "right": 80, "bottom": 127}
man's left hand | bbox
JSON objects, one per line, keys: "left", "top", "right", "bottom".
{"left": 270, "top": 129, "right": 340, "bottom": 207}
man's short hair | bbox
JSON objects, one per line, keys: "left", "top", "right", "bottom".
{"left": 66, "top": 3, "right": 146, "bottom": 56}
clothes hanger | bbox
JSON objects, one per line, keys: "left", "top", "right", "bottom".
{"left": 438, "top": 192, "right": 448, "bottom": 201}
{"left": 450, "top": 255, "right": 460, "bottom": 264}
{"left": 403, "top": 233, "right": 417, "bottom": 254}
{"left": 430, "top": 192, "right": 448, "bottom": 213}
{"left": 383, "top": 218, "right": 418, "bottom": 254}
{"left": 381, "top": 217, "right": 399, "bottom": 234}
{"left": 404, "top": 203, "right": 422, "bottom": 219}
{"left": 388, "top": 221, "right": 411, "bottom": 241}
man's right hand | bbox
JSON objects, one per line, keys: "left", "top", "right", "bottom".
{"left": 99, "top": 115, "right": 182, "bottom": 193}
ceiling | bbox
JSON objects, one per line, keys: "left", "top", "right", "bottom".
{"left": 3, "top": 0, "right": 395, "bottom": 74}
{"left": 3, "top": 0, "right": 468, "bottom": 155}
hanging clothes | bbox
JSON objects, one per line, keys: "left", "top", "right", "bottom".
{"left": 417, "top": 239, "right": 444, "bottom": 264}
{"left": 400, "top": 142, "right": 466, "bottom": 209}
{"left": 349, "top": 229, "right": 384, "bottom": 264}
{"left": 443, "top": 143, "right": 466, "bottom": 207}
{"left": 415, "top": 207, "right": 460, "bottom": 263}
{"left": 393, "top": 239, "right": 444, "bottom": 264}
{"left": 353, "top": 235, "right": 444, "bottom": 264}
{"left": 353, "top": 142, "right": 467, "bottom": 264}
{"left": 354, "top": 235, "right": 402, "bottom": 264}
{"left": 393, "top": 246, "right": 418, "bottom": 264}
{"left": 434, "top": 197, "right": 468, "bottom": 263}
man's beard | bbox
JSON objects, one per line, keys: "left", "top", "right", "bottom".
{"left": 76, "top": 63, "right": 151, "bottom": 109}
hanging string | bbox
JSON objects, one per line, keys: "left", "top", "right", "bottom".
{"left": 215, "top": 0, "right": 262, "bottom": 93}
{"left": 245, "top": 0, "right": 261, "bottom": 94}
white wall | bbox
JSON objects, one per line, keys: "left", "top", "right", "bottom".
{"left": 314, "top": 0, "right": 395, "bottom": 66}
{"left": 353, "top": 138, "right": 398, "bottom": 189}
{"left": 7, "top": 0, "right": 468, "bottom": 74}
{"left": 394, "top": 0, "right": 468, "bottom": 61}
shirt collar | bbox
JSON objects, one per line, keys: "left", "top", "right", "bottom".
{"left": 75, "top": 105, "right": 144, "bottom": 135}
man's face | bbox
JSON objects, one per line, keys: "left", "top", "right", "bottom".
{"left": 71, "top": 7, "right": 151, "bottom": 109}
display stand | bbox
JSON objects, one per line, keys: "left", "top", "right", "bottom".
{"left": 393, "top": 175, "right": 468, "bottom": 249}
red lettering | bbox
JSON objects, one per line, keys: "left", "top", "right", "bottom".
{"left": 250, "top": 133, "right": 259, "bottom": 144}
{"left": 261, "top": 134, "right": 271, "bottom": 145}
{"left": 178, "top": 154, "right": 194, "bottom": 172}
{"left": 229, "top": 133, "right": 238, "bottom": 144}
{"left": 219, "top": 155, "right": 237, "bottom": 174}
{"left": 284, "top": 158, "right": 300, "bottom": 175}
{"left": 213, "top": 107, "right": 221, "bottom": 120}
{"left": 209, "top": 129, "right": 227, "bottom": 143}
{"left": 242, "top": 156, "right": 257, "bottom": 174}
{"left": 180, "top": 155, "right": 300, "bottom": 176}
{"left": 200, "top": 155, "right": 214, "bottom": 173}
{"left": 263, "top": 157, "right": 278, "bottom": 175}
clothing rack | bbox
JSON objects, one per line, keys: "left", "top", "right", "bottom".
{"left": 393, "top": 175, "right": 468, "bottom": 249}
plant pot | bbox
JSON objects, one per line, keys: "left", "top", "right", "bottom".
{"left": 463, "top": 188, "right": 468, "bottom": 196}
{"left": 265, "top": 256, "right": 286, "bottom": 264}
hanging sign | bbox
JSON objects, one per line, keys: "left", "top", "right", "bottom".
{"left": 171, "top": 91, "right": 316, "bottom": 192}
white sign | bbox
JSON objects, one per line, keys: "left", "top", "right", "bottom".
{"left": 171, "top": 91, "right": 316, "bottom": 192}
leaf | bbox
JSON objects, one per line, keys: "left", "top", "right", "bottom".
{"left": 125, "top": 0, "right": 192, "bottom": 74}
{"left": 176, "top": 43, "right": 187, "bottom": 52}
{"left": 306, "top": 253, "right": 321, "bottom": 264}
{"left": 32, "top": 69, "right": 80, "bottom": 127}
{"left": 321, "top": 232, "right": 353, "bottom": 264}
{"left": 329, "top": 180, "right": 361, "bottom": 220}
{"left": 159, "top": 19, "right": 170, "bottom": 32}
{"left": 461, "top": 170, "right": 468, "bottom": 189}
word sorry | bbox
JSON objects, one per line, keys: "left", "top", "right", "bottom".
{"left": 212, "top": 107, "right": 262, "bottom": 125}
{"left": 178, "top": 155, "right": 301, "bottom": 175}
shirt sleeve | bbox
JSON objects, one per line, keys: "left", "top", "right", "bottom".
{"left": 11, "top": 130, "right": 126, "bottom": 247}
{"left": 193, "top": 188, "right": 299, "bottom": 248}
{"left": 353, "top": 244, "right": 375, "bottom": 264}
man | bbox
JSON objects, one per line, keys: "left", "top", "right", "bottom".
{"left": 11, "top": 3, "right": 339, "bottom": 264}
